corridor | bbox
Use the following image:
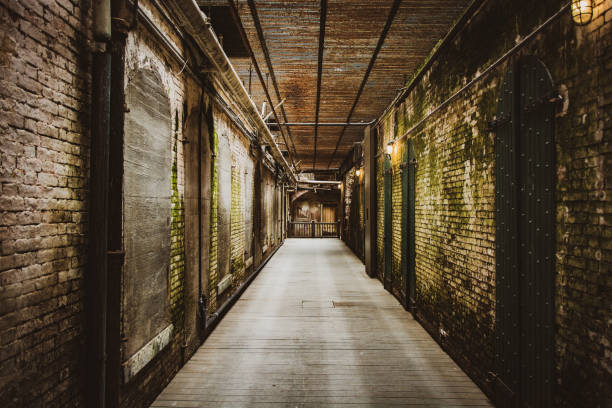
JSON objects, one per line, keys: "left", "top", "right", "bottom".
{"left": 152, "top": 239, "right": 492, "bottom": 407}
{"left": 2, "top": 0, "right": 610, "bottom": 406}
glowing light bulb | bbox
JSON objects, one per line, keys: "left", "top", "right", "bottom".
{"left": 572, "top": 0, "right": 592, "bottom": 25}
{"left": 355, "top": 169, "right": 361, "bottom": 177}
{"left": 386, "top": 143, "right": 393, "bottom": 155}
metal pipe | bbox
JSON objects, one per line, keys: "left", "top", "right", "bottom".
{"left": 263, "top": 98, "right": 285, "bottom": 122}
{"left": 226, "top": 0, "right": 296, "bottom": 170}
{"left": 293, "top": 186, "right": 333, "bottom": 191}
{"left": 197, "top": 89, "right": 204, "bottom": 331}
{"left": 88, "top": 51, "right": 111, "bottom": 408}
{"left": 375, "top": 1, "right": 572, "bottom": 158}
{"left": 88, "top": 1, "right": 111, "bottom": 406}
{"left": 94, "top": 0, "right": 112, "bottom": 41}
{"left": 129, "top": 0, "right": 200, "bottom": 84}
{"left": 164, "top": 0, "right": 297, "bottom": 183}
{"left": 373, "top": 0, "right": 486, "bottom": 129}
{"left": 327, "top": 0, "right": 402, "bottom": 168}
{"left": 298, "top": 179, "right": 342, "bottom": 185}
{"left": 105, "top": 11, "right": 128, "bottom": 405}
{"left": 130, "top": 0, "right": 253, "bottom": 143}
{"left": 246, "top": 0, "right": 299, "bottom": 163}
{"left": 313, "top": 0, "right": 328, "bottom": 169}
{"left": 282, "top": 121, "right": 374, "bottom": 127}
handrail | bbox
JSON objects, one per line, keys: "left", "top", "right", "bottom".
{"left": 288, "top": 221, "right": 340, "bottom": 238}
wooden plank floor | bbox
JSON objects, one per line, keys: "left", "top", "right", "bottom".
{"left": 151, "top": 239, "right": 492, "bottom": 407}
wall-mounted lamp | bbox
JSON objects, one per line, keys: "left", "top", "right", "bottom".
{"left": 572, "top": 0, "right": 593, "bottom": 25}
{"left": 386, "top": 141, "right": 394, "bottom": 156}
{"left": 355, "top": 169, "right": 361, "bottom": 177}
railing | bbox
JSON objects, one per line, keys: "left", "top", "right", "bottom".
{"left": 288, "top": 221, "right": 339, "bottom": 238}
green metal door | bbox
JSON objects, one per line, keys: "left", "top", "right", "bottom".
{"left": 494, "top": 56, "right": 555, "bottom": 407}
{"left": 384, "top": 154, "right": 392, "bottom": 290}
{"left": 401, "top": 141, "right": 416, "bottom": 312}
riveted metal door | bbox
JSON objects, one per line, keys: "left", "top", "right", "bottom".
{"left": 494, "top": 56, "right": 555, "bottom": 408}
{"left": 495, "top": 61, "right": 520, "bottom": 404}
{"left": 384, "top": 154, "right": 392, "bottom": 290}
{"left": 401, "top": 141, "right": 416, "bottom": 311}
{"left": 517, "top": 55, "right": 555, "bottom": 408}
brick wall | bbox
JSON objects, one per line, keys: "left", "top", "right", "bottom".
{"left": 342, "top": 168, "right": 354, "bottom": 239}
{"left": 0, "top": 0, "right": 91, "bottom": 405}
{"left": 230, "top": 160, "right": 245, "bottom": 279}
{"left": 366, "top": 0, "right": 612, "bottom": 405}
{"left": 0, "top": 0, "right": 289, "bottom": 405}
{"left": 170, "top": 115, "right": 185, "bottom": 334}
{"left": 375, "top": 154, "right": 385, "bottom": 282}
{"left": 390, "top": 141, "right": 403, "bottom": 302}
{"left": 262, "top": 169, "right": 275, "bottom": 251}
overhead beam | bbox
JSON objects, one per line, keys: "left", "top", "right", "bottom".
{"left": 225, "top": 0, "right": 296, "bottom": 169}
{"left": 246, "top": 0, "right": 299, "bottom": 163}
{"left": 166, "top": 0, "right": 296, "bottom": 182}
{"left": 281, "top": 121, "right": 374, "bottom": 127}
{"left": 313, "top": 0, "right": 328, "bottom": 170}
{"left": 327, "top": 0, "right": 402, "bottom": 168}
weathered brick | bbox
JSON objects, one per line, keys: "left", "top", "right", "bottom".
{"left": 363, "top": 1, "right": 612, "bottom": 406}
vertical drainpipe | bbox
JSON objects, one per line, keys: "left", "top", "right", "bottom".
{"left": 197, "top": 89, "right": 206, "bottom": 331}
{"left": 89, "top": 0, "right": 111, "bottom": 407}
{"left": 106, "top": 0, "right": 131, "bottom": 404}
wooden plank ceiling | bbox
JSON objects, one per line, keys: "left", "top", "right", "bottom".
{"left": 199, "top": 0, "right": 471, "bottom": 172}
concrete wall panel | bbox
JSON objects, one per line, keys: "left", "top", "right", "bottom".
{"left": 123, "top": 68, "right": 172, "bottom": 360}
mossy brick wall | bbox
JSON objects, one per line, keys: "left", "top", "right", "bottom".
{"left": 262, "top": 170, "right": 277, "bottom": 251}
{"left": 376, "top": 115, "right": 396, "bottom": 284}
{"left": 211, "top": 107, "right": 254, "bottom": 298}
{"left": 0, "top": 0, "right": 92, "bottom": 405}
{"left": 375, "top": 154, "right": 385, "bottom": 282}
{"left": 390, "top": 141, "right": 405, "bottom": 302}
{"left": 343, "top": 168, "right": 354, "bottom": 240}
{"left": 230, "top": 163, "right": 245, "bottom": 280}
{"left": 207, "top": 104, "right": 219, "bottom": 314}
{"left": 369, "top": 0, "right": 612, "bottom": 405}
{"left": 229, "top": 123, "right": 253, "bottom": 282}
{"left": 170, "top": 115, "right": 185, "bottom": 330}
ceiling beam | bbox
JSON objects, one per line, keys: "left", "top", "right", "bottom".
{"left": 313, "top": 0, "right": 328, "bottom": 170}
{"left": 246, "top": 0, "right": 299, "bottom": 164}
{"left": 327, "top": 0, "right": 402, "bottom": 168}
{"left": 226, "top": 0, "right": 296, "bottom": 169}
{"left": 281, "top": 121, "right": 374, "bottom": 127}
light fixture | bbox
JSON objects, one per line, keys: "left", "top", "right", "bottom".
{"left": 386, "top": 141, "right": 394, "bottom": 156}
{"left": 572, "top": 0, "right": 592, "bottom": 25}
{"left": 355, "top": 169, "right": 361, "bottom": 177}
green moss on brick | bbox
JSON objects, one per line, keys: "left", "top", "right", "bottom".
{"left": 207, "top": 101, "right": 219, "bottom": 314}
{"left": 230, "top": 163, "right": 245, "bottom": 278}
{"left": 170, "top": 110, "right": 185, "bottom": 330}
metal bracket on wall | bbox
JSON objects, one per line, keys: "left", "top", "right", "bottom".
{"left": 108, "top": 250, "right": 125, "bottom": 265}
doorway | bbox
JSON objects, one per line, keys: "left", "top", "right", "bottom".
{"left": 494, "top": 56, "right": 556, "bottom": 407}
{"left": 401, "top": 141, "right": 416, "bottom": 312}
{"left": 383, "top": 154, "right": 392, "bottom": 290}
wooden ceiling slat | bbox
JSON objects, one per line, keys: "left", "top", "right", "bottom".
{"left": 226, "top": 0, "right": 471, "bottom": 170}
